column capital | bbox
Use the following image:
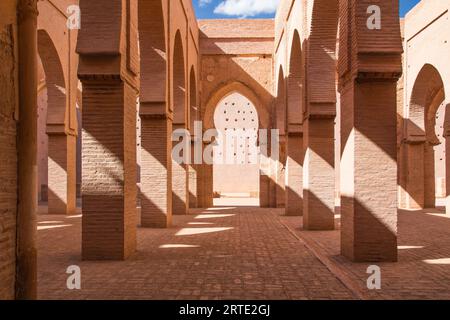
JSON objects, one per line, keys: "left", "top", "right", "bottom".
{"left": 17, "top": 0, "right": 38, "bottom": 21}
{"left": 338, "top": 0, "right": 403, "bottom": 87}
{"left": 305, "top": 102, "right": 336, "bottom": 119}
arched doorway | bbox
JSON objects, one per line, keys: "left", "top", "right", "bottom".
{"left": 404, "top": 64, "right": 446, "bottom": 209}
{"left": 274, "top": 67, "right": 287, "bottom": 208}
{"left": 285, "top": 30, "right": 304, "bottom": 216}
{"left": 138, "top": 0, "right": 173, "bottom": 228}
{"left": 171, "top": 31, "right": 188, "bottom": 215}
{"left": 212, "top": 92, "right": 260, "bottom": 206}
{"left": 37, "top": 29, "right": 76, "bottom": 215}
{"left": 189, "top": 67, "right": 199, "bottom": 208}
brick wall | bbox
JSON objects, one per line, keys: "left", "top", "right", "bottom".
{"left": 0, "top": 25, "right": 17, "bottom": 300}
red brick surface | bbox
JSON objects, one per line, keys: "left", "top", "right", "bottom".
{"left": 0, "top": 25, "right": 17, "bottom": 300}
{"left": 37, "top": 207, "right": 354, "bottom": 300}
{"left": 281, "top": 209, "right": 450, "bottom": 299}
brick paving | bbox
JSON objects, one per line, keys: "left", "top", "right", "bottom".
{"left": 37, "top": 206, "right": 354, "bottom": 300}
{"left": 281, "top": 208, "right": 450, "bottom": 300}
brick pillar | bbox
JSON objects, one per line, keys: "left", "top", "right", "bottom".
{"left": 16, "top": 0, "right": 38, "bottom": 299}
{"left": 172, "top": 124, "right": 188, "bottom": 215}
{"left": 337, "top": 0, "right": 401, "bottom": 262}
{"left": 140, "top": 114, "right": 172, "bottom": 227}
{"left": 447, "top": 138, "right": 450, "bottom": 215}
{"left": 259, "top": 149, "right": 271, "bottom": 208}
{"left": 47, "top": 133, "right": 77, "bottom": 215}
{"left": 76, "top": 0, "right": 139, "bottom": 260}
{"left": 189, "top": 142, "right": 198, "bottom": 208}
{"left": 405, "top": 142, "right": 425, "bottom": 209}
{"left": 303, "top": 116, "right": 335, "bottom": 230}
{"left": 285, "top": 133, "right": 303, "bottom": 216}
{"left": 80, "top": 79, "right": 137, "bottom": 260}
{"left": 340, "top": 80, "right": 399, "bottom": 262}
{"left": 259, "top": 174, "right": 270, "bottom": 207}
{"left": 269, "top": 172, "right": 277, "bottom": 207}
{"left": 276, "top": 136, "right": 286, "bottom": 208}
{"left": 398, "top": 142, "right": 408, "bottom": 209}
{"left": 198, "top": 150, "right": 213, "bottom": 208}
{"left": 424, "top": 142, "right": 436, "bottom": 208}
{"left": 445, "top": 120, "right": 450, "bottom": 215}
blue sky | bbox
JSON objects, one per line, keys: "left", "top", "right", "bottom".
{"left": 194, "top": 0, "right": 421, "bottom": 19}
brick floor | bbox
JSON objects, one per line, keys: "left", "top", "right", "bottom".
{"left": 37, "top": 206, "right": 355, "bottom": 300}
{"left": 281, "top": 208, "right": 450, "bottom": 300}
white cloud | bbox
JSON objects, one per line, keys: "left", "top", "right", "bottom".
{"left": 214, "top": 0, "right": 280, "bottom": 17}
{"left": 199, "top": 0, "right": 212, "bottom": 7}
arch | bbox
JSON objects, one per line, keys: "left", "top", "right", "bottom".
{"left": 37, "top": 29, "right": 67, "bottom": 126}
{"left": 276, "top": 66, "right": 286, "bottom": 135}
{"left": 409, "top": 64, "right": 446, "bottom": 142}
{"left": 212, "top": 92, "right": 261, "bottom": 204}
{"left": 172, "top": 30, "right": 186, "bottom": 124}
{"left": 189, "top": 66, "right": 197, "bottom": 133}
{"left": 307, "top": 0, "right": 339, "bottom": 105}
{"left": 138, "top": 0, "right": 166, "bottom": 103}
{"left": 204, "top": 81, "right": 269, "bottom": 131}
{"left": 405, "top": 63, "right": 447, "bottom": 209}
{"left": 287, "top": 29, "right": 303, "bottom": 128}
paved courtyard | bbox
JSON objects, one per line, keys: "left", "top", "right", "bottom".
{"left": 281, "top": 207, "right": 450, "bottom": 300}
{"left": 37, "top": 203, "right": 450, "bottom": 300}
{"left": 37, "top": 205, "right": 354, "bottom": 300}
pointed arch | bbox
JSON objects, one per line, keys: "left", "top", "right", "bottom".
{"left": 172, "top": 30, "right": 186, "bottom": 124}
{"left": 37, "top": 29, "right": 67, "bottom": 127}
{"left": 307, "top": 0, "right": 339, "bottom": 106}
{"left": 408, "top": 64, "right": 446, "bottom": 141}
{"left": 203, "top": 81, "right": 269, "bottom": 131}
{"left": 189, "top": 66, "right": 197, "bottom": 133}
{"left": 287, "top": 29, "right": 303, "bottom": 129}
{"left": 138, "top": 0, "right": 167, "bottom": 104}
{"left": 276, "top": 66, "right": 287, "bottom": 135}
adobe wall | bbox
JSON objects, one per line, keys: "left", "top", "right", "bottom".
{"left": 0, "top": 24, "right": 18, "bottom": 300}
{"left": 403, "top": 0, "right": 450, "bottom": 199}
{"left": 199, "top": 19, "right": 274, "bottom": 196}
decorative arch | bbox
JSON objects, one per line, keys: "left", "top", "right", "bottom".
{"left": 404, "top": 63, "right": 447, "bottom": 210}
{"left": 408, "top": 64, "right": 446, "bottom": 143}
{"left": 172, "top": 30, "right": 186, "bottom": 124}
{"left": 138, "top": 0, "right": 167, "bottom": 104}
{"left": 37, "top": 29, "right": 67, "bottom": 127}
{"left": 189, "top": 66, "right": 197, "bottom": 133}
{"left": 203, "top": 81, "right": 269, "bottom": 131}
{"left": 287, "top": 29, "right": 303, "bottom": 129}
{"left": 307, "top": 0, "right": 339, "bottom": 106}
{"left": 276, "top": 66, "right": 287, "bottom": 135}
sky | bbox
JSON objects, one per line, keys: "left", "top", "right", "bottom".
{"left": 194, "top": 0, "right": 421, "bottom": 19}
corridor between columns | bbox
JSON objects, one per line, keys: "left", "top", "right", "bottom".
{"left": 5, "top": 0, "right": 449, "bottom": 302}
{"left": 37, "top": 205, "right": 354, "bottom": 300}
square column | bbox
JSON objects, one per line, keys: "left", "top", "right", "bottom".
{"left": 172, "top": 124, "right": 188, "bottom": 215}
{"left": 47, "top": 132, "right": 77, "bottom": 215}
{"left": 189, "top": 142, "right": 198, "bottom": 208}
{"left": 276, "top": 136, "right": 287, "bottom": 208}
{"left": 424, "top": 143, "right": 436, "bottom": 208}
{"left": 303, "top": 116, "right": 335, "bottom": 230}
{"left": 340, "top": 81, "right": 398, "bottom": 262}
{"left": 259, "top": 174, "right": 271, "bottom": 207}
{"left": 140, "top": 114, "right": 172, "bottom": 228}
{"left": 199, "top": 162, "right": 213, "bottom": 208}
{"left": 285, "top": 133, "right": 304, "bottom": 216}
{"left": 404, "top": 142, "right": 425, "bottom": 209}
{"left": 337, "top": 0, "right": 402, "bottom": 262}
{"left": 81, "top": 79, "right": 137, "bottom": 260}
